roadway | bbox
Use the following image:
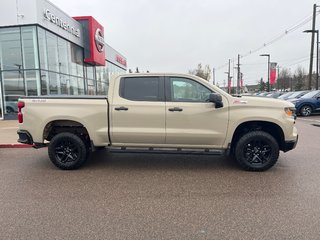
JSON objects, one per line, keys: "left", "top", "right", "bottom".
{"left": 0, "top": 117, "right": 319, "bottom": 239}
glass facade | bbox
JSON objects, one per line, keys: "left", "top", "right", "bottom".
{"left": 0, "top": 25, "right": 126, "bottom": 119}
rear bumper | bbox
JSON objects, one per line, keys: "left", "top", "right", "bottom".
{"left": 283, "top": 135, "right": 298, "bottom": 152}
{"left": 17, "top": 130, "right": 33, "bottom": 145}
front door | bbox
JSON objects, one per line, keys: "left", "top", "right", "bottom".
{"left": 165, "top": 76, "right": 229, "bottom": 148}
{"left": 111, "top": 76, "right": 166, "bottom": 145}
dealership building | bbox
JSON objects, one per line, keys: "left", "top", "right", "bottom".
{"left": 0, "top": 0, "right": 127, "bottom": 119}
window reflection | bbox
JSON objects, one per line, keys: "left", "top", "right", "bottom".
{"left": 49, "top": 72, "right": 59, "bottom": 94}
{"left": 0, "top": 28, "right": 23, "bottom": 71}
{"left": 22, "top": 26, "right": 39, "bottom": 69}
{"left": 60, "top": 74, "right": 68, "bottom": 95}
{"left": 2, "top": 71, "right": 24, "bottom": 96}
{"left": 46, "top": 32, "right": 59, "bottom": 72}
{"left": 38, "top": 28, "right": 48, "bottom": 70}
{"left": 58, "top": 38, "right": 69, "bottom": 75}
{"left": 25, "top": 70, "right": 40, "bottom": 96}
{"left": 41, "top": 71, "right": 49, "bottom": 95}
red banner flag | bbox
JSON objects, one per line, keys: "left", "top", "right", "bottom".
{"left": 269, "top": 62, "right": 277, "bottom": 85}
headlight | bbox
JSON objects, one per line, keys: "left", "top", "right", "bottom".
{"left": 285, "top": 107, "right": 296, "bottom": 119}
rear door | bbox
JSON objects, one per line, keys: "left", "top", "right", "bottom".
{"left": 111, "top": 76, "right": 166, "bottom": 145}
{"left": 165, "top": 76, "right": 229, "bottom": 148}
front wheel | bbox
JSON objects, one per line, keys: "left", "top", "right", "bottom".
{"left": 234, "top": 131, "right": 279, "bottom": 171}
{"left": 300, "top": 105, "right": 312, "bottom": 117}
{"left": 48, "top": 132, "right": 88, "bottom": 170}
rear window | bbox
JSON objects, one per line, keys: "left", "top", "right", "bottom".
{"left": 120, "top": 77, "right": 161, "bottom": 101}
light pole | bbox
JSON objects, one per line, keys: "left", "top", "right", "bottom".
{"left": 304, "top": 30, "right": 319, "bottom": 90}
{"left": 260, "top": 54, "right": 270, "bottom": 92}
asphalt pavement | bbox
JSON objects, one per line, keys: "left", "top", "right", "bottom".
{"left": 0, "top": 117, "right": 320, "bottom": 239}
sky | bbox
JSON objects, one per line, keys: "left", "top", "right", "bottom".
{"left": 50, "top": 0, "right": 320, "bottom": 86}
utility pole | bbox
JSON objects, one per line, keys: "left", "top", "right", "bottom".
{"left": 260, "top": 54, "right": 271, "bottom": 92}
{"left": 212, "top": 67, "right": 216, "bottom": 85}
{"left": 277, "top": 66, "right": 280, "bottom": 90}
{"left": 237, "top": 54, "right": 241, "bottom": 94}
{"left": 224, "top": 59, "right": 231, "bottom": 93}
{"left": 307, "top": 4, "right": 317, "bottom": 90}
{"left": 228, "top": 59, "right": 231, "bottom": 94}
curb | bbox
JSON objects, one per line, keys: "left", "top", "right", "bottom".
{"left": 0, "top": 144, "right": 34, "bottom": 148}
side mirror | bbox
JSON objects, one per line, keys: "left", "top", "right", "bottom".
{"left": 209, "top": 93, "right": 223, "bottom": 108}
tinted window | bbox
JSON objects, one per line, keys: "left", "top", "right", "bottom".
{"left": 301, "top": 90, "right": 320, "bottom": 99}
{"left": 121, "top": 77, "right": 160, "bottom": 101}
{"left": 170, "top": 77, "right": 211, "bottom": 102}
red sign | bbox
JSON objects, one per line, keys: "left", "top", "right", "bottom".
{"left": 73, "top": 16, "right": 105, "bottom": 66}
{"left": 270, "top": 62, "right": 277, "bottom": 85}
{"left": 116, "top": 55, "right": 127, "bottom": 67}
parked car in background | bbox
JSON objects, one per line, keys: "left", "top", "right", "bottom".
{"left": 266, "top": 92, "right": 284, "bottom": 98}
{"left": 258, "top": 92, "right": 270, "bottom": 97}
{"left": 292, "top": 90, "right": 320, "bottom": 116}
{"left": 278, "top": 92, "right": 294, "bottom": 100}
{"left": 286, "top": 90, "right": 309, "bottom": 102}
{"left": 4, "top": 95, "right": 21, "bottom": 113}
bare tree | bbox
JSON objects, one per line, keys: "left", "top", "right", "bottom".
{"left": 293, "top": 66, "right": 306, "bottom": 90}
{"left": 257, "top": 78, "right": 266, "bottom": 91}
{"left": 277, "top": 68, "right": 292, "bottom": 91}
{"left": 189, "top": 63, "right": 211, "bottom": 81}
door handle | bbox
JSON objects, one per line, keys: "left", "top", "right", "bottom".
{"left": 115, "top": 106, "right": 128, "bottom": 111}
{"left": 168, "top": 107, "right": 183, "bottom": 112}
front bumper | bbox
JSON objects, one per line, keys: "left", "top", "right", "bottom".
{"left": 283, "top": 135, "right": 298, "bottom": 152}
{"left": 17, "top": 130, "right": 33, "bottom": 145}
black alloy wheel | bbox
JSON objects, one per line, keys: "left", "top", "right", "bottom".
{"left": 48, "top": 132, "right": 88, "bottom": 170}
{"left": 234, "top": 131, "right": 279, "bottom": 171}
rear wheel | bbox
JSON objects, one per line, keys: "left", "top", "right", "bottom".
{"left": 300, "top": 105, "right": 312, "bottom": 117}
{"left": 6, "top": 106, "right": 14, "bottom": 114}
{"left": 234, "top": 131, "right": 279, "bottom": 171}
{"left": 48, "top": 132, "right": 88, "bottom": 170}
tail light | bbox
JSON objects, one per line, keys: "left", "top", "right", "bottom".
{"left": 17, "top": 101, "right": 25, "bottom": 123}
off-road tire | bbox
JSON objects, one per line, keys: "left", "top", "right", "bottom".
{"left": 234, "top": 131, "right": 279, "bottom": 171}
{"left": 48, "top": 132, "right": 88, "bottom": 170}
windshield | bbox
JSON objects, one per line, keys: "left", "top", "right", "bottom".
{"left": 301, "top": 90, "right": 320, "bottom": 99}
{"left": 278, "top": 92, "right": 293, "bottom": 99}
{"left": 287, "top": 91, "right": 304, "bottom": 99}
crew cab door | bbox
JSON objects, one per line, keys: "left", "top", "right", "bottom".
{"left": 111, "top": 76, "right": 166, "bottom": 145}
{"left": 165, "top": 76, "right": 229, "bottom": 148}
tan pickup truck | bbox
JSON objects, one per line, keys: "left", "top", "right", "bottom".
{"left": 17, "top": 73, "right": 298, "bottom": 171}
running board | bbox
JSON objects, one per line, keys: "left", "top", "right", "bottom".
{"left": 108, "top": 147, "right": 225, "bottom": 156}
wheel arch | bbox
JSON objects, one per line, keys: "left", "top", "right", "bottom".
{"left": 43, "top": 120, "right": 91, "bottom": 143}
{"left": 230, "top": 121, "right": 285, "bottom": 153}
{"left": 298, "top": 103, "right": 314, "bottom": 115}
